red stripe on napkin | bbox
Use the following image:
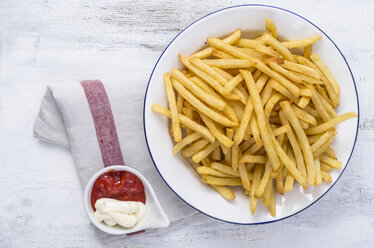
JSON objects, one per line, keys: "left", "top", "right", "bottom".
{"left": 80, "top": 80, "right": 124, "bottom": 167}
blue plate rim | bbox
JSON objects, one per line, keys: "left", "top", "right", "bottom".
{"left": 142, "top": 4, "right": 360, "bottom": 225}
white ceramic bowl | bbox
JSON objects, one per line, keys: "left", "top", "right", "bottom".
{"left": 143, "top": 5, "right": 359, "bottom": 224}
{"left": 84, "top": 165, "right": 169, "bottom": 235}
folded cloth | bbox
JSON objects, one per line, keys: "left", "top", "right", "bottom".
{"left": 33, "top": 80, "right": 196, "bottom": 226}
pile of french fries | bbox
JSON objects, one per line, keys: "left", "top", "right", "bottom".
{"left": 151, "top": 19, "right": 357, "bottom": 216}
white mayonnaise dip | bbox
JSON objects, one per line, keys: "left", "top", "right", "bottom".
{"left": 93, "top": 198, "right": 146, "bottom": 228}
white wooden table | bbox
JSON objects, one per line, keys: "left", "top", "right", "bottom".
{"left": 1, "top": 0, "right": 373, "bottom": 247}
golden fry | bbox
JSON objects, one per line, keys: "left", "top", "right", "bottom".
{"left": 265, "top": 18, "right": 278, "bottom": 38}
{"left": 239, "top": 155, "right": 267, "bottom": 164}
{"left": 239, "top": 47, "right": 268, "bottom": 60}
{"left": 314, "top": 158, "right": 322, "bottom": 185}
{"left": 273, "top": 125, "right": 291, "bottom": 136}
{"left": 260, "top": 83, "right": 274, "bottom": 106}
{"left": 192, "top": 141, "right": 220, "bottom": 163}
{"left": 207, "top": 37, "right": 256, "bottom": 60}
{"left": 320, "top": 162, "right": 333, "bottom": 172}
{"left": 197, "top": 166, "right": 237, "bottom": 178}
{"left": 179, "top": 54, "right": 240, "bottom": 101}
{"left": 300, "top": 88, "right": 313, "bottom": 97}
{"left": 305, "top": 112, "right": 358, "bottom": 135}
{"left": 176, "top": 94, "right": 184, "bottom": 113}
{"left": 223, "top": 128, "right": 235, "bottom": 164}
{"left": 310, "top": 53, "right": 340, "bottom": 96}
{"left": 212, "top": 49, "right": 235, "bottom": 59}
{"left": 202, "top": 175, "right": 242, "bottom": 186}
{"left": 275, "top": 167, "right": 284, "bottom": 195}
{"left": 241, "top": 69, "right": 280, "bottom": 170}
{"left": 321, "top": 170, "right": 332, "bottom": 183}
{"left": 250, "top": 165, "right": 262, "bottom": 214}
{"left": 284, "top": 149, "right": 296, "bottom": 191}
{"left": 281, "top": 60, "right": 321, "bottom": 79}
{"left": 313, "top": 135, "right": 335, "bottom": 159}
{"left": 291, "top": 104, "right": 317, "bottom": 126}
{"left": 255, "top": 161, "right": 272, "bottom": 198}
{"left": 211, "top": 162, "right": 240, "bottom": 177}
{"left": 297, "top": 96, "right": 310, "bottom": 108}
{"left": 271, "top": 134, "right": 308, "bottom": 189}
{"left": 268, "top": 79, "right": 299, "bottom": 103}
{"left": 325, "top": 146, "right": 337, "bottom": 159}
{"left": 252, "top": 69, "right": 263, "bottom": 82}
{"left": 233, "top": 96, "right": 254, "bottom": 145}
{"left": 250, "top": 114, "right": 262, "bottom": 147}
{"left": 267, "top": 60, "right": 303, "bottom": 84}
{"left": 255, "top": 45, "right": 282, "bottom": 58}
{"left": 223, "top": 73, "right": 244, "bottom": 95}
{"left": 239, "top": 139, "right": 255, "bottom": 153}
{"left": 202, "top": 59, "right": 255, "bottom": 69}
{"left": 282, "top": 35, "right": 322, "bottom": 48}
{"left": 199, "top": 113, "right": 234, "bottom": 148}
{"left": 268, "top": 180, "right": 276, "bottom": 217}
{"left": 255, "top": 61, "right": 300, "bottom": 97}
{"left": 280, "top": 101, "right": 315, "bottom": 185}
{"left": 319, "top": 154, "right": 342, "bottom": 169}
{"left": 189, "top": 28, "right": 241, "bottom": 59}
{"left": 262, "top": 179, "right": 273, "bottom": 206}
{"left": 238, "top": 163, "right": 251, "bottom": 192}
{"left": 212, "top": 146, "right": 221, "bottom": 160}
{"left": 235, "top": 38, "right": 265, "bottom": 48}
{"left": 171, "top": 69, "right": 226, "bottom": 111}
{"left": 181, "top": 139, "right": 210, "bottom": 158}
{"left": 210, "top": 185, "right": 236, "bottom": 200}
{"left": 310, "top": 54, "right": 340, "bottom": 107}
{"left": 264, "top": 93, "right": 285, "bottom": 119}
{"left": 307, "top": 84, "right": 331, "bottom": 122}
{"left": 152, "top": 104, "right": 215, "bottom": 142}
{"left": 173, "top": 132, "right": 202, "bottom": 154}
{"left": 262, "top": 33, "right": 296, "bottom": 62}
{"left": 164, "top": 73, "right": 182, "bottom": 142}
{"left": 304, "top": 45, "right": 312, "bottom": 58}
{"left": 310, "top": 130, "right": 336, "bottom": 153}
{"left": 231, "top": 144, "right": 239, "bottom": 171}
{"left": 173, "top": 80, "right": 237, "bottom": 127}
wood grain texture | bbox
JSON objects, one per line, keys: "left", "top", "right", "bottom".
{"left": 0, "top": 0, "right": 374, "bottom": 247}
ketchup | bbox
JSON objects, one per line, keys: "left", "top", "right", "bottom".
{"left": 90, "top": 170, "right": 146, "bottom": 211}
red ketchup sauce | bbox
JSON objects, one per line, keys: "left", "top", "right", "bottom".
{"left": 90, "top": 170, "right": 146, "bottom": 211}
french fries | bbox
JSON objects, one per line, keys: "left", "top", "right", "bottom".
{"left": 281, "top": 60, "right": 321, "bottom": 79}
{"left": 281, "top": 35, "right": 322, "bottom": 49}
{"left": 233, "top": 96, "right": 253, "bottom": 145}
{"left": 171, "top": 68, "right": 226, "bottom": 111}
{"left": 202, "top": 175, "right": 242, "bottom": 186}
{"left": 189, "top": 29, "right": 242, "bottom": 59}
{"left": 197, "top": 166, "right": 237, "bottom": 178}
{"left": 163, "top": 73, "right": 182, "bottom": 142}
{"left": 310, "top": 54, "right": 340, "bottom": 107}
{"left": 173, "top": 132, "right": 202, "bottom": 154}
{"left": 305, "top": 112, "right": 357, "bottom": 135}
{"left": 235, "top": 38, "right": 265, "bottom": 49}
{"left": 241, "top": 69, "right": 281, "bottom": 170}
{"left": 199, "top": 113, "right": 234, "bottom": 148}
{"left": 172, "top": 80, "right": 237, "bottom": 127}
{"left": 262, "top": 33, "right": 296, "bottom": 62}
{"left": 265, "top": 18, "right": 278, "bottom": 38}
{"left": 151, "top": 18, "right": 357, "bottom": 217}
{"left": 202, "top": 59, "right": 255, "bottom": 69}
{"left": 280, "top": 101, "right": 315, "bottom": 186}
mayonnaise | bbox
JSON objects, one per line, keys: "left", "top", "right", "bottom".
{"left": 93, "top": 198, "right": 146, "bottom": 228}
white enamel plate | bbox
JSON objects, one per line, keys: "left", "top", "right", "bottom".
{"left": 143, "top": 5, "right": 359, "bottom": 224}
